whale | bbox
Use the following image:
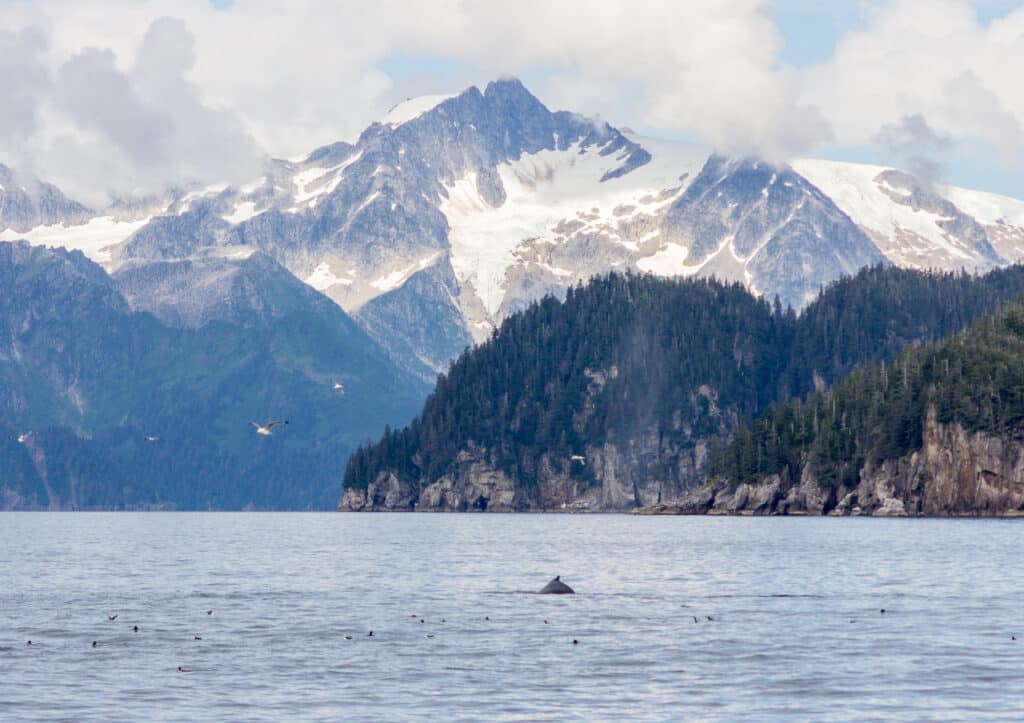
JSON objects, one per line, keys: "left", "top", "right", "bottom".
{"left": 538, "top": 575, "right": 575, "bottom": 594}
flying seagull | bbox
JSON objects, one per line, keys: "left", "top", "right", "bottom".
{"left": 570, "top": 454, "right": 585, "bottom": 464}
{"left": 144, "top": 435, "right": 160, "bottom": 443}
{"left": 331, "top": 379, "right": 345, "bottom": 394}
{"left": 250, "top": 420, "right": 288, "bottom": 436}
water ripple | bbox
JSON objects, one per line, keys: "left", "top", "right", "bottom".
{"left": 1, "top": 513, "right": 1022, "bottom": 720}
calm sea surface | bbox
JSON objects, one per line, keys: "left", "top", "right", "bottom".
{"left": 1, "top": 513, "right": 1022, "bottom": 721}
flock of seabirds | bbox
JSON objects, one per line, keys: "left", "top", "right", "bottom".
{"left": 17, "top": 577, "right": 583, "bottom": 672}
{"left": 20, "top": 575, "right": 980, "bottom": 674}
{"left": 9, "top": 379, "right": 347, "bottom": 446}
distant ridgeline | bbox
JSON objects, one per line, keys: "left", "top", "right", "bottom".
{"left": 341, "top": 264, "right": 1024, "bottom": 513}
{"left": 0, "top": 241, "right": 427, "bottom": 511}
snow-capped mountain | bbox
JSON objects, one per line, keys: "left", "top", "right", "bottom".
{"left": 0, "top": 164, "right": 93, "bottom": 233}
{"left": 5, "top": 78, "right": 1024, "bottom": 379}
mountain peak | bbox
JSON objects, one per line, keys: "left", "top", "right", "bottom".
{"left": 483, "top": 76, "right": 548, "bottom": 113}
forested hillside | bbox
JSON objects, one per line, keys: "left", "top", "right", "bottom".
{"left": 342, "top": 264, "right": 1024, "bottom": 511}
{"left": 710, "top": 300, "right": 1024, "bottom": 492}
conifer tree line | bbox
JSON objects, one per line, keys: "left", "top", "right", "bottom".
{"left": 344, "top": 264, "right": 1024, "bottom": 493}
{"left": 709, "top": 300, "right": 1024, "bottom": 489}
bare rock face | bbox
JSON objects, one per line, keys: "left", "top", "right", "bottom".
{"left": 915, "top": 409, "right": 1024, "bottom": 515}
{"left": 338, "top": 471, "right": 416, "bottom": 511}
{"left": 645, "top": 407, "right": 1024, "bottom": 517}
{"left": 341, "top": 405, "right": 1024, "bottom": 516}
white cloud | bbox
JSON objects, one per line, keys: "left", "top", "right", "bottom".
{"left": 0, "top": 0, "right": 1021, "bottom": 202}
{"left": 800, "top": 0, "right": 1024, "bottom": 170}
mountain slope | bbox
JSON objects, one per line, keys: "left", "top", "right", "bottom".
{"left": 5, "top": 78, "right": 1024, "bottom": 378}
{"left": 0, "top": 241, "right": 426, "bottom": 510}
{"left": 0, "top": 164, "right": 93, "bottom": 233}
{"left": 340, "top": 264, "right": 1024, "bottom": 511}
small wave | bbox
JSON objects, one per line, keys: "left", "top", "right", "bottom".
{"left": 704, "top": 593, "right": 828, "bottom": 599}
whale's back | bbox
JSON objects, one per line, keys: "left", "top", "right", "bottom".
{"left": 538, "top": 577, "right": 575, "bottom": 594}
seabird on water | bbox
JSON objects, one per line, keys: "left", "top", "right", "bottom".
{"left": 107, "top": 614, "right": 118, "bottom": 621}
{"left": 331, "top": 379, "right": 345, "bottom": 394}
{"left": 15, "top": 432, "right": 31, "bottom": 444}
{"left": 250, "top": 420, "right": 288, "bottom": 436}
{"left": 144, "top": 435, "right": 160, "bottom": 443}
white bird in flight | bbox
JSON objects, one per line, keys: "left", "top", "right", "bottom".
{"left": 250, "top": 420, "right": 288, "bottom": 436}
{"left": 144, "top": 435, "right": 160, "bottom": 443}
{"left": 570, "top": 454, "right": 586, "bottom": 464}
{"left": 331, "top": 378, "right": 345, "bottom": 394}
{"left": 15, "top": 431, "right": 31, "bottom": 444}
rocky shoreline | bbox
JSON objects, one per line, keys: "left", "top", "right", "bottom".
{"left": 638, "top": 410, "right": 1024, "bottom": 517}
{"left": 340, "top": 410, "right": 1024, "bottom": 517}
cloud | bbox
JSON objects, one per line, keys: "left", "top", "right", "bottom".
{"left": 800, "top": 0, "right": 1024, "bottom": 172}
{"left": 873, "top": 113, "right": 952, "bottom": 185}
{"left": 0, "top": 27, "right": 51, "bottom": 146}
{"left": 0, "top": 0, "right": 1022, "bottom": 201}
{"left": 2, "top": 11, "right": 267, "bottom": 204}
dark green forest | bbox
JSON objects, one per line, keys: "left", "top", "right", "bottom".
{"left": 710, "top": 300, "right": 1024, "bottom": 489}
{"left": 344, "top": 264, "right": 1024, "bottom": 495}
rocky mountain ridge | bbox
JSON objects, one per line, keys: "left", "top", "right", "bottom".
{"left": 4, "top": 79, "right": 1024, "bottom": 381}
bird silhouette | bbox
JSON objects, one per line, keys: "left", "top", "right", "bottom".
{"left": 250, "top": 420, "right": 288, "bottom": 436}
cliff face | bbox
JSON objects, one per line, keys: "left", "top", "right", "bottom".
{"left": 653, "top": 408, "right": 1024, "bottom": 517}
{"left": 341, "top": 408, "right": 1024, "bottom": 516}
{"left": 338, "top": 435, "right": 714, "bottom": 512}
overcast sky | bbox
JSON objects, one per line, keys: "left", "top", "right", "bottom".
{"left": 1, "top": 0, "right": 1021, "bottom": 204}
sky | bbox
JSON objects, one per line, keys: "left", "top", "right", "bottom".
{"left": 0, "top": 0, "right": 1021, "bottom": 204}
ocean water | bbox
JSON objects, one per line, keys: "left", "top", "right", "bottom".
{"left": 1, "top": 513, "right": 1022, "bottom": 721}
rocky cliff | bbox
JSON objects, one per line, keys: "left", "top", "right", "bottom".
{"left": 339, "top": 432, "right": 715, "bottom": 512}
{"left": 642, "top": 408, "right": 1024, "bottom": 517}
